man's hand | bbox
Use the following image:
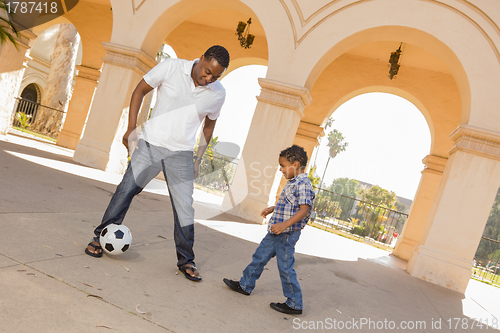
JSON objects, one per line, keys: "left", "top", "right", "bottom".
{"left": 194, "top": 159, "right": 201, "bottom": 179}
{"left": 261, "top": 206, "right": 275, "bottom": 217}
{"left": 270, "top": 222, "right": 288, "bottom": 235}
{"left": 122, "top": 128, "right": 138, "bottom": 154}
{"left": 123, "top": 79, "right": 153, "bottom": 154}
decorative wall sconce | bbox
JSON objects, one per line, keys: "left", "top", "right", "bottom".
{"left": 236, "top": 18, "right": 255, "bottom": 49}
{"left": 388, "top": 43, "right": 403, "bottom": 80}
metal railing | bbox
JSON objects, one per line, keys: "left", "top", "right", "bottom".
{"left": 312, "top": 187, "right": 408, "bottom": 247}
{"left": 12, "top": 98, "right": 65, "bottom": 139}
{"left": 472, "top": 236, "right": 500, "bottom": 287}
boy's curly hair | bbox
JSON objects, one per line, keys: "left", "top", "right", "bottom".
{"left": 204, "top": 45, "right": 230, "bottom": 68}
{"left": 280, "top": 145, "right": 308, "bottom": 168}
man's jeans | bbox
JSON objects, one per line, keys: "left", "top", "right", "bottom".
{"left": 239, "top": 231, "right": 303, "bottom": 310}
{"left": 92, "top": 139, "right": 196, "bottom": 267}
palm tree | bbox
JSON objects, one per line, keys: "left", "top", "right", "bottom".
{"left": 0, "top": 0, "right": 20, "bottom": 48}
{"left": 319, "top": 129, "right": 348, "bottom": 190}
{"left": 313, "top": 117, "right": 334, "bottom": 165}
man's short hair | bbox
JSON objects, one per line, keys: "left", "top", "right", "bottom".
{"left": 204, "top": 45, "right": 230, "bottom": 68}
{"left": 280, "top": 145, "right": 308, "bottom": 168}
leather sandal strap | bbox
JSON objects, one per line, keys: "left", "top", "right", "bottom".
{"left": 88, "top": 242, "right": 102, "bottom": 250}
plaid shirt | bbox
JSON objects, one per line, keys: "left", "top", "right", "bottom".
{"left": 268, "top": 173, "right": 315, "bottom": 234}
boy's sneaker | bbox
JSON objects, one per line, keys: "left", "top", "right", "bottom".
{"left": 270, "top": 302, "right": 302, "bottom": 315}
{"left": 223, "top": 278, "right": 250, "bottom": 295}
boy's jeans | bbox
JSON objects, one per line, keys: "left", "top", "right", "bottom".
{"left": 92, "top": 139, "right": 196, "bottom": 267}
{"left": 239, "top": 230, "right": 303, "bottom": 310}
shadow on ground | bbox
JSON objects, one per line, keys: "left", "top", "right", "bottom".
{"left": 0, "top": 132, "right": 498, "bottom": 332}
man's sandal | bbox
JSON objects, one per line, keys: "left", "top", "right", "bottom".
{"left": 179, "top": 264, "right": 202, "bottom": 281}
{"left": 85, "top": 241, "right": 103, "bottom": 258}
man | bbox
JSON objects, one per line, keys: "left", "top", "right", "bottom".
{"left": 85, "top": 45, "right": 230, "bottom": 282}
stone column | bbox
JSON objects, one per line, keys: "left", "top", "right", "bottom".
{"left": 407, "top": 125, "right": 500, "bottom": 293}
{"left": 392, "top": 154, "right": 448, "bottom": 260}
{"left": 32, "top": 24, "right": 80, "bottom": 137}
{"left": 73, "top": 42, "right": 156, "bottom": 173}
{"left": 0, "top": 25, "right": 36, "bottom": 135}
{"left": 221, "top": 78, "right": 312, "bottom": 223}
{"left": 295, "top": 121, "right": 325, "bottom": 162}
{"left": 274, "top": 121, "right": 324, "bottom": 202}
{"left": 57, "top": 65, "right": 100, "bottom": 149}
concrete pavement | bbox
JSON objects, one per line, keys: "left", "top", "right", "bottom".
{"left": 1, "top": 131, "right": 499, "bottom": 332}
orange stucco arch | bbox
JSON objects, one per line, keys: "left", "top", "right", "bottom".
{"left": 272, "top": 0, "right": 500, "bottom": 133}
{"left": 302, "top": 28, "right": 463, "bottom": 158}
{"left": 33, "top": 0, "right": 112, "bottom": 69}
{"left": 133, "top": 0, "right": 268, "bottom": 62}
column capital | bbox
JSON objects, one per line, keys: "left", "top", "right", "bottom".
{"left": 421, "top": 154, "right": 448, "bottom": 175}
{"left": 296, "top": 121, "right": 324, "bottom": 144}
{"left": 256, "top": 78, "right": 312, "bottom": 118}
{"left": 75, "top": 65, "right": 100, "bottom": 83}
{"left": 449, "top": 124, "right": 500, "bottom": 161}
{"left": 102, "top": 42, "right": 157, "bottom": 75}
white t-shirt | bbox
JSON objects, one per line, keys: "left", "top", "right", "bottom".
{"left": 140, "top": 58, "right": 226, "bottom": 151}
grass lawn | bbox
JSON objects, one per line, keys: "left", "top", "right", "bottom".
{"left": 472, "top": 268, "right": 500, "bottom": 288}
{"left": 12, "top": 127, "right": 56, "bottom": 142}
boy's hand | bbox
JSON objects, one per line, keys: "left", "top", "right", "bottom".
{"left": 270, "top": 205, "right": 310, "bottom": 235}
{"left": 261, "top": 206, "right": 275, "bottom": 217}
{"left": 270, "top": 222, "right": 288, "bottom": 235}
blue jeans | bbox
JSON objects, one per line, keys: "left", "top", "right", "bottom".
{"left": 239, "top": 231, "right": 303, "bottom": 310}
{"left": 93, "top": 139, "right": 196, "bottom": 267}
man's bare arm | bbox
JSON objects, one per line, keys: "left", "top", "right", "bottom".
{"left": 122, "top": 79, "right": 154, "bottom": 151}
{"left": 194, "top": 116, "right": 217, "bottom": 178}
{"left": 197, "top": 116, "right": 217, "bottom": 159}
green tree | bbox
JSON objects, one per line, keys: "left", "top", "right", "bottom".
{"left": 357, "top": 185, "right": 397, "bottom": 209}
{"left": 308, "top": 164, "right": 320, "bottom": 188}
{"left": 156, "top": 44, "right": 171, "bottom": 61}
{"left": 474, "top": 187, "right": 500, "bottom": 265}
{"left": 194, "top": 136, "right": 236, "bottom": 189}
{"left": 313, "top": 117, "right": 334, "bottom": 165}
{"left": 314, "top": 192, "right": 342, "bottom": 219}
{"left": 356, "top": 185, "right": 397, "bottom": 238}
{"left": 319, "top": 129, "right": 348, "bottom": 189}
{"left": 329, "top": 177, "right": 359, "bottom": 198}
{"left": 395, "top": 200, "right": 409, "bottom": 214}
{"left": 483, "top": 188, "right": 500, "bottom": 241}
{"left": 0, "top": 0, "right": 20, "bottom": 48}
{"left": 327, "top": 178, "right": 359, "bottom": 220}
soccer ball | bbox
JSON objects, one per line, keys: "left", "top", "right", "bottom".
{"left": 100, "top": 224, "right": 132, "bottom": 256}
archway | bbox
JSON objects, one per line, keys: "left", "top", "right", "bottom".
{"left": 19, "top": 83, "right": 41, "bottom": 103}
{"left": 226, "top": 2, "right": 496, "bottom": 293}
{"left": 309, "top": 92, "right": 431, "bottom": 248}
{"left": 298, "top": 31, "right": 466, "bottom": 290}
{"left": 152, "top": 7, "right": 268, "bottom": 76}
{"left": 214, "top": 64, "right": 268, "bottom": 157}
{"left": 314, "top": 92, "right": 432, "bottom": 201}
{"left": 73, "top": 0, "right": 270, "bottom": 174}
{"left": 292, "top": 17, "right": 498, "bottom": 292}
{"left": 36, "top": 0, "right": 114, "bottom": 148}
{"left": 13, "top": 83, "right": 42, "bottom": 129}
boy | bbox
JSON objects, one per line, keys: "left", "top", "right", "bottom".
{"left": 223, "top": 145, "right": 315, "bottom": 314}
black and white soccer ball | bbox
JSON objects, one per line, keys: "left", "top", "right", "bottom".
{"left": 99, "top": 224, "right": 132, "bottom": 256}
